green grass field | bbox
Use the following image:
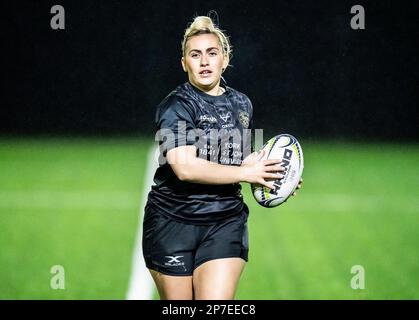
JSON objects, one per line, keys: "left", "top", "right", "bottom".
{"left": 0, "top": 138, "right": 418, "bottom": 299}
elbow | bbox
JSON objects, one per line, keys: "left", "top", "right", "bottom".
{"left": 173, "top": 167, "right": 194, "bottom": 182}
{"left": 176, "top": 170, "right": 189, "bottom": 182}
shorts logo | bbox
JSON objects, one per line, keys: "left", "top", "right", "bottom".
{"left": 164, "top": 255, "right": 185, "bottom": 267}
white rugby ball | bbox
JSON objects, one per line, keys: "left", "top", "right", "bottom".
{"left": 251, "top": 134, "right": 304, "bottom": 208}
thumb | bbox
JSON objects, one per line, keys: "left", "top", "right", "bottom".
{"left": 256, "top": 149, "right": 265, "bottom": 161}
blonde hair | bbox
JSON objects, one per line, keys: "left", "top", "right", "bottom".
{"left": 181, "top": 15, "right": 232, "bottom": 67}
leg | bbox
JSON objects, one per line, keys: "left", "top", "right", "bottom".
{"left": 192, "top": 257, "right": 246, "bottom": 300}
{"left": 149, "top": 269, "right": 193, "bottom": 300}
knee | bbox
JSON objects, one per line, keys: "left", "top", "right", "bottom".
{"left": 149, "top": 269, "right": 194, "bottom": 300}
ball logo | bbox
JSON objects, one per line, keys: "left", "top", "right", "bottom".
{"left": 271, "top": 148, "right": 292, "bottom": 194}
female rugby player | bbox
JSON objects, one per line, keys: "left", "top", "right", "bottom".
{"left": 143, "top": 15, "right": 302, "bottom": 300}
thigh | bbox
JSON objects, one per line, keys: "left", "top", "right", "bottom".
{"left": 143, "top": 208, "right": 198, "bottom": 276}
{"left": 149, "top": 269, "right": 193, "bottom": 300}
{"left": 192, "top": 257, "right": 246, "bottom": 300}
{"left": 194, "top": 211, "right": 249, "bottom": 271}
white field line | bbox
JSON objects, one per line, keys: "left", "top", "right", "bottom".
{"left": 126, "top": 146, "right": 159, "bottom": 300}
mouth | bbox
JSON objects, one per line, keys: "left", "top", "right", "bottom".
{"left": 199, "top": 70, "right": 213, "bottom": 77}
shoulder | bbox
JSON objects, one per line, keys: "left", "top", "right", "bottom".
{"left": 155, "top": 85, "right": 197, "bottom": 124}
{"left": 226, "top": 86, "right": 253, "bottom": 113}
{"left": 157, "top": 85, "right": 195, "bottom": 115}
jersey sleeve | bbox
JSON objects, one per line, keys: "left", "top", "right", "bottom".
{"left": 244, "top": 94, "right": 255, "bottom": 153}
{"left": 155, "top": 95, "right": 198, "bottom": 154}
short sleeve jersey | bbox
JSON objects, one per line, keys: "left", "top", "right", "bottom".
{"left": 147, "top": 81, "right": 254, "bottom": 223}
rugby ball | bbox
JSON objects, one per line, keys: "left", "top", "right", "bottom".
{"left": 251, "top": 134, "right": 304, "bottom": 208}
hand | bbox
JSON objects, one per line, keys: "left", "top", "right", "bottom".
{"left": 240, "top": 150, "right": 285, "bottom": 190}
{"left": 292, "top": 178, "right": 303, "bottom": 196}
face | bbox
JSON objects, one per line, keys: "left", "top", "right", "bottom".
{"left": 181, "top": 33, "right": 229, "bottom": 92}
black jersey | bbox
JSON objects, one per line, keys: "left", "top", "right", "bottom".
{"left": 146, "top": 81, "right": 253, "bottom": 223}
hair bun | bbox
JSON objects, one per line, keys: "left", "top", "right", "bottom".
{"left": 190, "top": 16, "right": 215, "bottom": 32}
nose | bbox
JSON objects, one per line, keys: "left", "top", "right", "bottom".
{"left": 200, "top": 54, "right": 209, "bottom": 66}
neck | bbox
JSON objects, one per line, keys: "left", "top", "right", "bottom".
{"left": 190, "top": 81, "right": 224, "bottom": 96}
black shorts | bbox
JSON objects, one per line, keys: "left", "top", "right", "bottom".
{"left": 142, "top": 204, "right": 249, "bottom": 276}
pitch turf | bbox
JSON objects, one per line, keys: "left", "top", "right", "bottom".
{"left": 0, "top": 138, "right": 418, "bottom": 299}
{"left": 0, "top": 138, "right": 149, "bottom": 299}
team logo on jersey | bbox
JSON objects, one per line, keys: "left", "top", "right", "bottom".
{"left": 220, "top": 112, "right": 231, "bottom": 123}
{"left": 239, "top": 111, "right": 250, "bottom": 128}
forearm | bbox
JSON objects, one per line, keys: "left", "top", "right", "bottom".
{"left": 175, "top": 157, "right": 245, "bottom": 185}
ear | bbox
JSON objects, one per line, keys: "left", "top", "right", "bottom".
{"left": 181, "top": 57, "right": 187, "bottom": 72}
{"left": 222, "top": 55, "right": 229, "bottom": 72}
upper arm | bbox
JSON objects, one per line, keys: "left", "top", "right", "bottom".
{"left": 166, "top": 145, "right": 198, "bottom": 181}
{"left": 156, "top": 96, "right": 198, "bottom": 156}
{"left": 245, "top": 94, "right": 254, "bottom": 129}
{"left": 243, "top": 94, "right": 255, "bottom": 153}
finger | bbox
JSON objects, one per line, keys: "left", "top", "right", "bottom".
{"left": 243, "top": 151, "right": 258, "bottom": 164}
{"left": 292, "top": 191, "right": 297, "bottom": 196}
{"left": 256, "top": 150, "right": 265, "bottom": 161}
{"left": 261, "top": 180, "right": 275, "bottom": 190}
{"left": 244, "top": 152, "right": 257, "bottom": 163}
{"left": 300, "top": 178, "right": 303, "bottom": 183}
{"left": 264, "top": 173, "right": 284, "bottom": 180}
{"left": 263, "top": 159, "right": 282, "bottom": 166}
{"left": 265, "top": 165, "right": 285, "bottom": 172}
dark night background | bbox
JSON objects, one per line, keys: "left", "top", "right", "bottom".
{"left": 1, "top": 0, "right": 418, "bottom": 140}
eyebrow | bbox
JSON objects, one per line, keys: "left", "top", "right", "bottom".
{"left": 188, "top": 47, "right": 219, "bottom": 54}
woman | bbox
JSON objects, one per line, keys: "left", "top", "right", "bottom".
{"left": 143, "top": 15, "right": 301, "bottom": 300}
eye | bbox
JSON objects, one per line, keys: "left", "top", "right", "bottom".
{"left": 191, "top": 53, "right": 200, "bottom": 58}
{"left": 209, "top": 51, "right": 218, "bottom": 56}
